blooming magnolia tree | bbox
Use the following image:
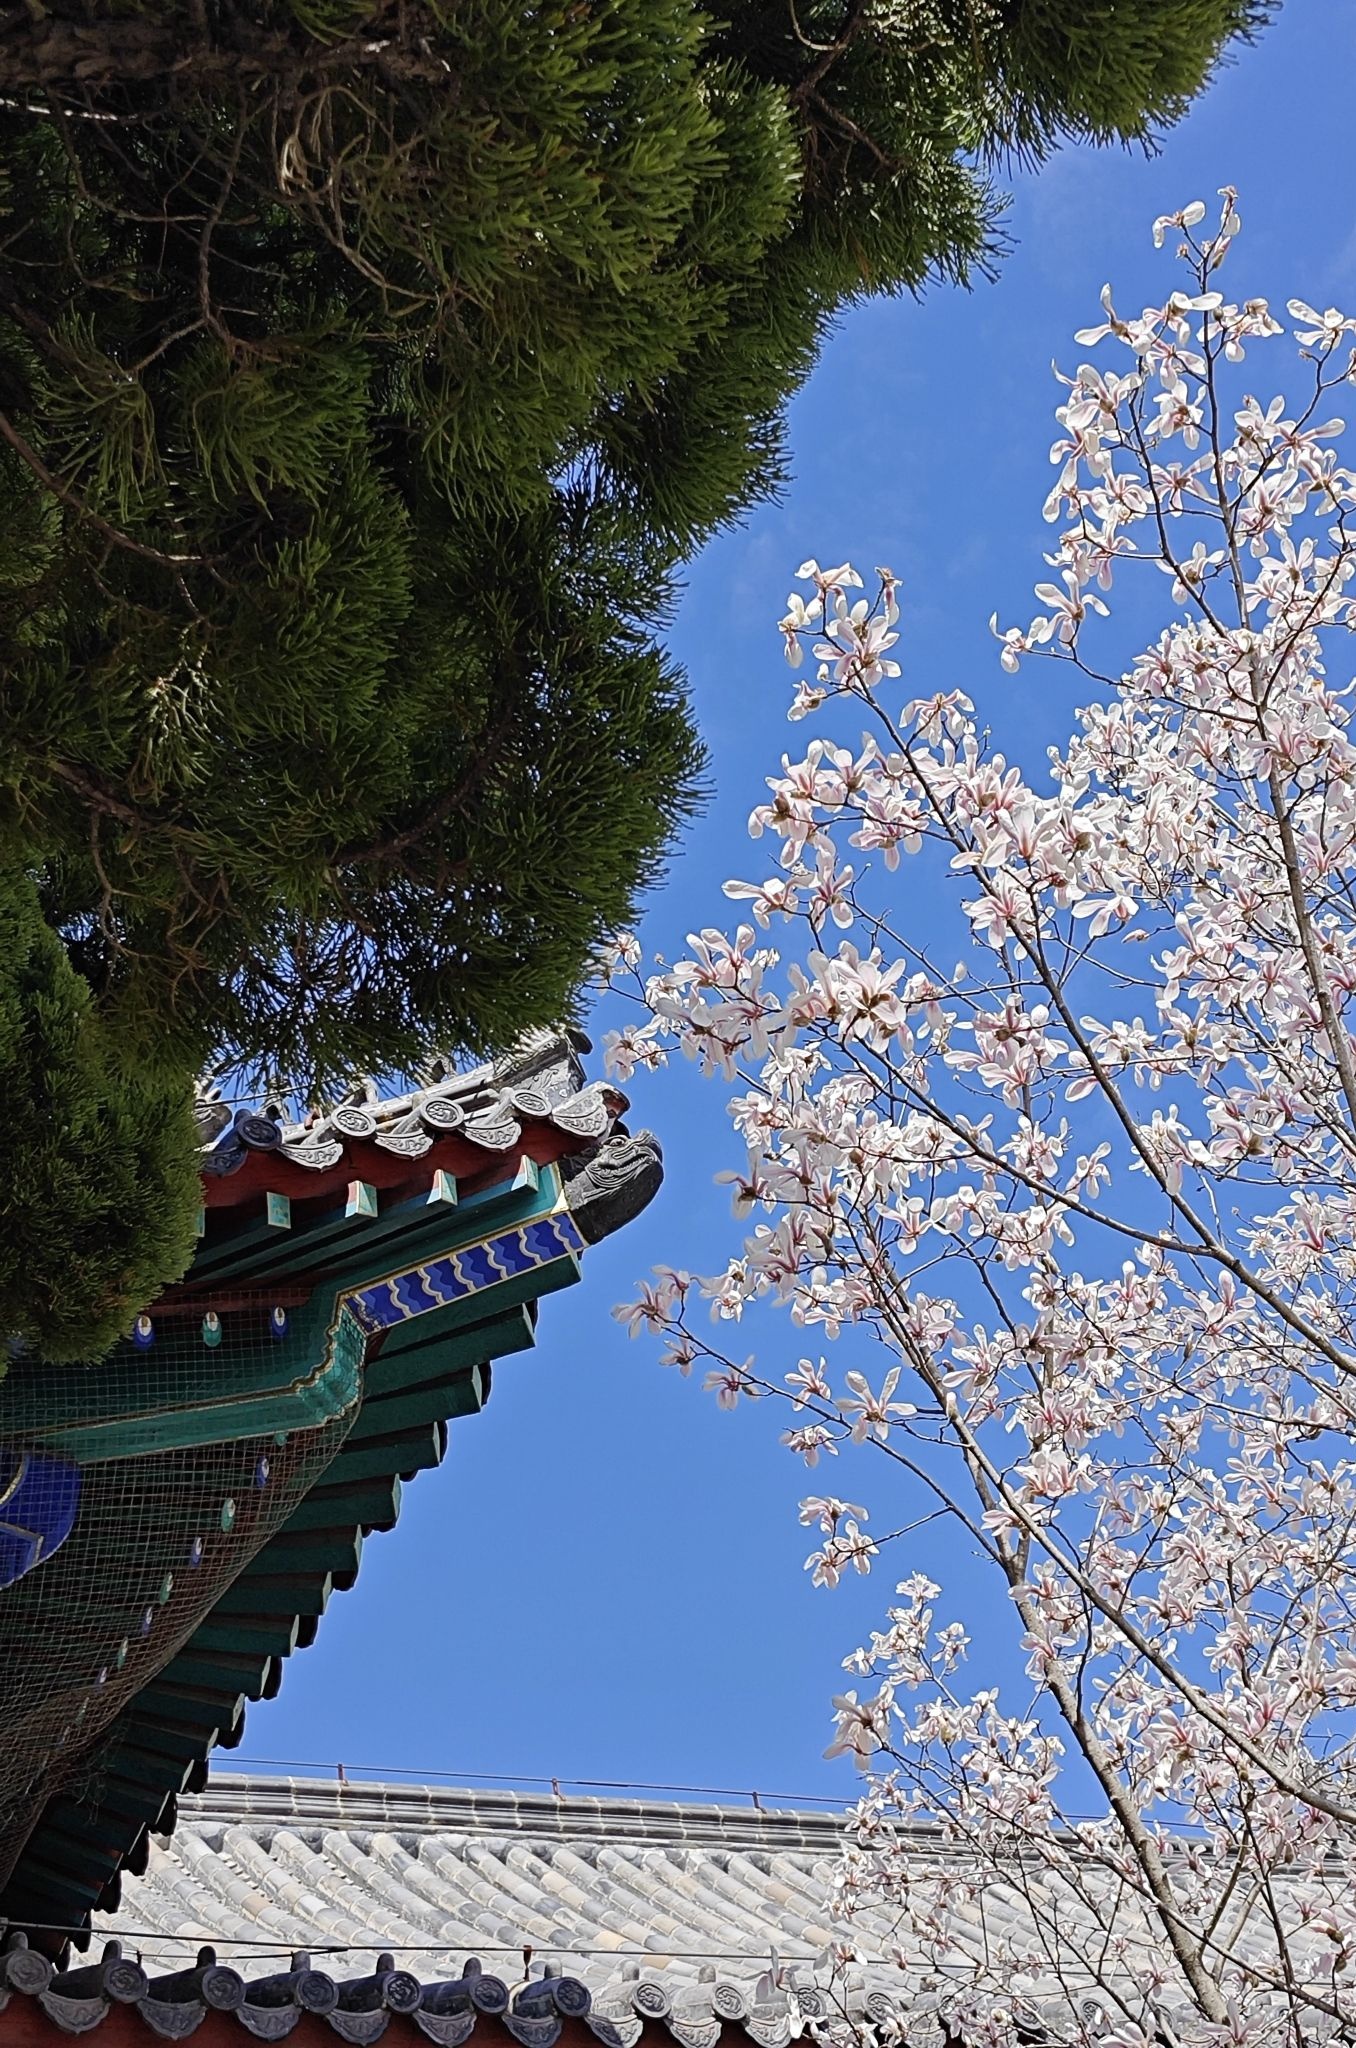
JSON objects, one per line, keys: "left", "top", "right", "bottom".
{"left": 600, "top": 194, "right": 1356, "bottom": 2048}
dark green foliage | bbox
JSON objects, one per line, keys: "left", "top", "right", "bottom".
{"left": 0, "top": 2, "right": 1274, "bottom": 1362}
{"left": 982, "top": 0, "right": 1274, "bottom": 150}
{"left": 0, "top": 0, "right": 1270, "bottom": 1094}
{"left": 0, "top": 873, "right": 200, "bottom": 1368}
{"left": 0, "top": 0, "right": 1271, "bottom": 1355}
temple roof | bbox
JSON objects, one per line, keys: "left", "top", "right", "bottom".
{"left": 54, "top": 1774, "right": 1356, "bottom": 2048}
{"left": 4, "top": 1776, "right": 1352, "bottom": 2045}
{"left": 0, "top": 1037, "right": 663, "bottom": 1952}
{"left": 194, "top": 1034, "right": 632, "bottom": 1210}
{"left": 6, "top": 1777, "right": 870, "bottom": 2048}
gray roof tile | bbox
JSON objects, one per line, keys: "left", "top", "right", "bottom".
{"left": 1, "top": 1773, "right": 1332, "bottom": 2048}
{"left": 49, "top": 1777, "right": 876, "bottom": 2045}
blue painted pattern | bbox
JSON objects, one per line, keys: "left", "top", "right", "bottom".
{"left": 0, "top": 1449, "right": 82, "bottom": 1588}
{"left": 345, "top": 1211, "right": 585, "bottom": 1336}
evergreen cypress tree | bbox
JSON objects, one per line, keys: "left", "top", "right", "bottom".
{"left": 0, "top": 872, "right": 200, "bottom": 1369}
{"left": 0, "top": 0, "right": 1270, "bottom": 1354}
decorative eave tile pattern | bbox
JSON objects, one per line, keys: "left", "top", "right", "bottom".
{"left": 0, "top": 1945, "right": 795, "bottom": 2048}
{"left": 196, "top": 1034, "right": 622, "bottom": 1194}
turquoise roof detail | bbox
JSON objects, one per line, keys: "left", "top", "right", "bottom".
{"left": 0, "top": 1034, "right": 662, "bottom": 1954}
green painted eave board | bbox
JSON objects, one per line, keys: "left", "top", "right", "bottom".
{"left": 4, "top": 1850, "right": 105, "bottom": 1912}
{"left": 367, "top": 1302, "right": 534, "bottom": 1383}
{"left": 334, "top": 1423, "right": 445, "bottom": 1483}
{"left": 263, "top": 1527, "right": 363, "bottom": 1576}
{"left": 0, "top": 1169, "right": 570, "bottom": 1463}
{"left": 191, "top": 1159, "right": 554, "bottom": 1289}
{"left": 282, "top": 1476, "right": 401, "bottom": 1531}
{"left": 193, "top": 1614, "right": 304, "bottom": 1659}
{"left": 1, "top": 1299, "right": 366, "bottom": 1464}
{"left": 135, "top": 1680, "right": 248, "bottom": 1732}
{"left": 347, "top": 1373, "right": 484, "bottom": 1442}
{"left": 216, "top": 1571, "right": 333, "bottom": 1619}
{"left": 102, "top": 1726, "right": 225, "bottom": 1777}
{"left": 62, "top": 1771, "right": 186, "bottom": 1829}
{"left": 161, "top": 1647, "right": 276, "bottom": 1700}
{"left": 42, "top": 1801, "right": 154, "bottom": 1862}
{"left": 335, "top": 1186, "right": 574, "bottom": 1317}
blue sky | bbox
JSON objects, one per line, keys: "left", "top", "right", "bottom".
{"left": 237, "top": 0, "right": 1356, "bottom": 1810}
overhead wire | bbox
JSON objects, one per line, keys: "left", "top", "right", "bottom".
{"left": 224, "top": 1758, "right": 851, "bottom": 1811}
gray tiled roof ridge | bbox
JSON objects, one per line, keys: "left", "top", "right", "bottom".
{"left": 181, "top": 1776, "right": 863, "bottom": 1855}
{"left": 90, "top": 1773, "right": 1354, "bottom": 2039}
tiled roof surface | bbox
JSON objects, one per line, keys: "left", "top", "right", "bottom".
{"left": 60, "top": 1778, "right": 892, "bottom": 2044}
{"left": 0, "top": 1779, "right": 875, "bottom": 2048}
{"left": 100, "top": 1777, "right": 853, "bottom": 1981}
{"left": 92, "top": 1779, "right": 1356, "bottom": 2044}
{"left": 196, "top": 1034, "right": 622, "bottom": 1188}
{"left": 3, "top": 1777, "right": 1350, "bottom": 2046}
